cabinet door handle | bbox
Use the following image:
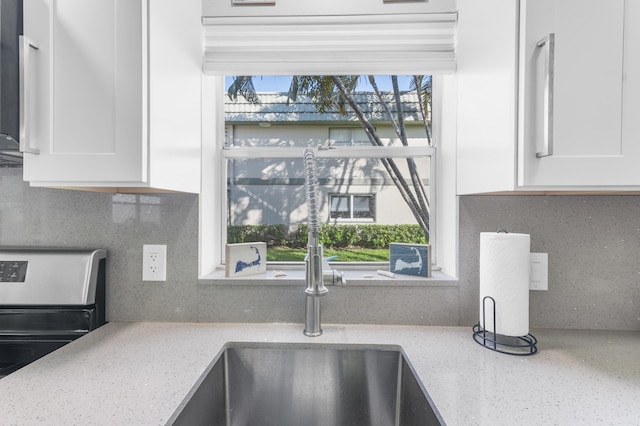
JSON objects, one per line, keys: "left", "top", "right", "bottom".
{"left": 19, "top": 35, "right": 40, "bottom": 155}
{"left": 536, "top": 33, "right": 555, "bottom": 158}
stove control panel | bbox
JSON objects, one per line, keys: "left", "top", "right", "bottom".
{"left": 0, "top": 248, "right": 106, "bottom": 304}
{"left": 0, "top": 261, "right": 28, "bottom": 282}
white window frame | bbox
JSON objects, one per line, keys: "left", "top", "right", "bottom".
{"left": 200, "top": 75, "right": 457, "bottom": 280}
{"left": 198, "top": 11, "right": 460, "bottom": 279}
{"left": 202, "top": 74, "right": 435, "bottom": 273}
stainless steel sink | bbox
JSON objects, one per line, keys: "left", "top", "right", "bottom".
{"left": 169, "top": 343, "right": 444, "bottom": 426}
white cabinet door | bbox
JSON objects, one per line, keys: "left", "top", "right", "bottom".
{"left": 22, "top": 0, "right": 146, "bottom": 185}
{"left": 456, "top": 0, "right": 519, "bottom": 195}
{"left": 21, "top": 0, "right": 201, "bottom": 192}
{"left": 518, "top": 0, "right": 640, "bottom": 187}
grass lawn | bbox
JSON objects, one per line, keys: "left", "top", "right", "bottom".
{"left": 267, "top": 247, "right": 389, "bottom": 262}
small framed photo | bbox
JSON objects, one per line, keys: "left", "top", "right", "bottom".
{"left": 225, "top": 242, "right": 267, "bottom": 278}
{"left": 389, "top": 243, "right": 431, "bottom": 277}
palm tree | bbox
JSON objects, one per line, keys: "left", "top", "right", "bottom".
{"left": 227, "top": 75, "right": 432, "bottom": 241}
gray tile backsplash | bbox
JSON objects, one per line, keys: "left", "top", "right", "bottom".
{"left": 460, "top": 195, "right": 640, "bottom": 331}
{"left": 2, "top": 167, "right": 639, "bottom": 330}
{"left": 0, "top": 168, "right": 200, "bottom": 322}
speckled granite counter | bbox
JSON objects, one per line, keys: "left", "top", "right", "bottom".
{"left": 0, "top": 322, "right": 638, "bottom": 425}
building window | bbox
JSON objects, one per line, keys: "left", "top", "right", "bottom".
{"left": 329, "top": 128, "right": 371, "bottom": 147}
{"left": 330, "top": 194, "right": 375, "bottom": 221}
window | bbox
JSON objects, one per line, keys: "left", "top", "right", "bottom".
{"left": 199, "top": 11, "right": 458, "bottom": 277}
{"left": 221, "top": 75, "right": 432, "bottom": 264}
{"left": 329, "top": 128, "right": 371, "bottom": 147}
{"left": 330, "top": 194, "right": 376, "bottom": 221}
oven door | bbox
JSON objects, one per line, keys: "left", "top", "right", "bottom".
{"left": 0, "top": 336, "right": 72, "bottom": 378}
{"left": 0, "top": 306, "right": 96, "bottom": 379}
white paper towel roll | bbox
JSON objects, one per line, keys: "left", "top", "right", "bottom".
{"left": 479, "top": 232, "right": 530, "bottom": 337}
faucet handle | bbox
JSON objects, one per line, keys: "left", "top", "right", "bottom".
{"left": 321, "top": 256, "right": 346, "bottom": 286}
{"left": 323, "top": 269, "right": 347, "bottom": 286}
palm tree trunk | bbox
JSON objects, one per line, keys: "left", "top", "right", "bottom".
{"left": 391, "top": 76, "right": 431, "bottom": 225}
{"left": 330, "top": 76, "right": 429, "bottom": 239}
{"left": 413, "top": 75, "right": 432, "bottom": 146}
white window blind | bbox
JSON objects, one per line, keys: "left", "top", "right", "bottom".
{"left": 202, "top": 13, "right": 457, "bottom": 76}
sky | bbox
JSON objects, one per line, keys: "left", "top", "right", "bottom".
{"left": 224, "top": 75, "right": 416, "bottom": 93}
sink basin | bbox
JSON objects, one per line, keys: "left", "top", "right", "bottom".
{"left": 169, "top": 343, "right": 443, "bottom": 426}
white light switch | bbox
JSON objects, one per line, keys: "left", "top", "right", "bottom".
{"left": 529, "top": 253, "right": 548, "bottom": 291}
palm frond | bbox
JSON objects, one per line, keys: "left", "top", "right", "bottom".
{"left": 228, "top": 76, "right": 261, "bottom": 104}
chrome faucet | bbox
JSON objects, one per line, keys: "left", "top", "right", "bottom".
{"left": 303, "top": 148, "right": 346, "bottom": 337}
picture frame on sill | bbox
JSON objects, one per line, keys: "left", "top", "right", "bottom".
{"left": 225, "top": 242, "right": 267, "bottom": 278}
{"left": 389, "top": 243, "right": 431, "bottom": 277}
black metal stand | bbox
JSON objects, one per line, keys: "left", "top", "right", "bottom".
{"left": 472, "top": 296, "right": 538, "bottom": 356}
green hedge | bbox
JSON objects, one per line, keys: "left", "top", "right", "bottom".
{"left": 227, "top": 224, "right": 427, "bottom": 249}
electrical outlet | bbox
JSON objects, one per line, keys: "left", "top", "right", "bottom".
{"left": 143, "top": 244, "right": 167, "bottom": 281}
{"left": 529, "top": 253, "right": 548, "bottom": 291}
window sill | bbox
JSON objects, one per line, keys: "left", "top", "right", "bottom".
{"left": 198, "top": 268, "right": 457, "bottom": 287}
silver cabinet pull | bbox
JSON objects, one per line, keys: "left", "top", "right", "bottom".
{"left": 19, "top": 35, "right": 40, "bottom": 155}
{"left": 536, "top": 33, "right": 555, "bottom": 158}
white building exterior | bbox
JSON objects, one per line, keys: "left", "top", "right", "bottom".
{"left": 225, "top": 92, "right": 431, "bottom": 228}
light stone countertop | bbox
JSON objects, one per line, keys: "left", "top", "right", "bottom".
{"left": 0, "top": 322, "right": 638, "bottom": 425}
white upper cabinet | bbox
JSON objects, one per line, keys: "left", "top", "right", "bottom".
{"left": 457, "top": 0, "right": 640, "bottom": 193}
{"left": 518, "top": 0, "right": 640, "bottom": 187}
{"left": 21, "top": 0, "right": 201, "bottom": 192}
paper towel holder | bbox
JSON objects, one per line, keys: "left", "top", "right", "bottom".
{"left": 472, "top": 296, "right": 538, "bottom": 356}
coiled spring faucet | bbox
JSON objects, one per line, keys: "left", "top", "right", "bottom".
{"left": 303, "top": 148, "right": 346, "bottom": 337}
